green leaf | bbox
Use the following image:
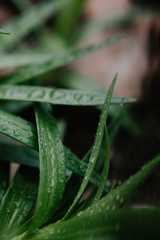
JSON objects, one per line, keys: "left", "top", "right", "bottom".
{"left": 0, "top": 143, "right": 110, "bottom": 193}
{"left": 0, "top": 0, "right": 71, "bottom": 51}
{"left": 56, "top": 0, "right": 86, "bottom": 40}
{"left": 1, "top": 101, "right": 31, "bottom": 114}
{"left": 0, "top": 85, "right": 135, "bottom": 106}
{"left": 0, "top": 109, "right": 38, "bottom": 150}
{"left": 27, "top": 208, "right": 160, "bottom": 240}
{"left": 0, "top": 28, "right": 11, "bottom": 35}
{"left": 11, "top": 0, "right": 33, "bottom": 11}
{"left": 27, "top": 155, "right": 160, "bottom": 240}
{"left": 62, "top": 75, "right": 116, "bottom": 220}
{"left": 1, "top": 35, "right": 123, "bottom": 84}
{"left": 0, "top": 144, "right": 39, "bottom": 168}
{"left": 0, "top": 51, "right": 63, "bottom": 70}
{"left": 0, "top": 109, "right": 109, "bottom": 191}
{"left": 0, "top": 162, "right": 10, "bottom": 204}
{"left": 94, "top": 125, "right": 110, "bottom": 201}
{"left": 25, "top": 103, "right": 66, "bottom": 234}
{"left": 57, "top": 73, "right": 105, "bottom": 92}
{"left": 0, "top": 166, "right": 38, "bottom": 237}
{"left": 79, "top": 154, "right": 160, "bottom": 217}
{"left": 51, "top": 174, "right": 82, "bottom": 222}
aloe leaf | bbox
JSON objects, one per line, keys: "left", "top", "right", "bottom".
{"left": 0, "top": 166, "right": 38, "bottom": 237}
{"left": 0, "top": 162, "right": 10, "bottom": 204}
{"left": 0, "top": 85, "right": 135, "bottom": 106}
{"left": 27, "top": 208, "right": 160, "bottom": 240}
{"left": 25, "top": 103, "right": 66, "bottom": 234}
{"left": 1, "top": 35, "right": 123, "bottom": 85}
{"left": 62, "top": 75, "right": 116, "bottom": 220}
{"left": 0, "top": 0, "right": 71, "bottom": 51}
{"left": 94, "top": 125, "right": 110, "bottom": 201}
{"left": 0, "top": 109, "right": 38, "bottom": 150}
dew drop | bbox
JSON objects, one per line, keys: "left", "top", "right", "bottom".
{"left": 80, "top": 164, "right": 86, "bottom": 172}
{"left": 90, "top": 157, "right": 95, "bottom": 163}
{"left": 28, "top": 90, "right": 45, "bottom": 99}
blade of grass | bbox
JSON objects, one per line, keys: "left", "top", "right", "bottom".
{"left": 0, "top": 0, "right": 71, "bottom": 51}
{"left": 62, "top": 75, "right": 116, "bottom": 220}
{"left": 0, "top": 85, "right": 135, "bottom": 106}
{"left": 94, "top": 125, "right": 110, "bottom": 201}
{"left": 1, "top": 35, "right": 123, "bottom": 84}
{"left": 0, "top": 166, "right": 38, "bottom": 238}
{"left": 24, "top": 103, "right": 66, "bottom": 235}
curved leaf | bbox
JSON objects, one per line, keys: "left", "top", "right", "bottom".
{"left": 0, "top": 109, "right": 38, "bottom": 150}
{"left": 27, "top": 208, "right": 160, "bottom": 240}
{"left": 0, "top": 0, "right": 71, "bottom": 51}
{"left": 25, "top": 103, "right": 66, "bottom": 235}
{"left": 0, "top": 85, "right": 135, "bottom": 106}
{"left": 0, "top": 110, "right": 109, "bottom": 190}
{"left": 1, "top": 35, "right": 123, "bottom": 84}
{"left": 62, "top": 75, "right": 116, "bottom": 220}
{"left": 79, "top": 154, "right": 160, "bottom": 217}
{"left": 0, "top": 166, "right": 38, "bottom": 238}
{"left": 94, "top": 125, "right": 110, "bottom": 201}
{"left": 0, "top": 161, "right": 10, "bottom": 204}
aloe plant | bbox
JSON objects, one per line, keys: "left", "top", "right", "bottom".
{"left": 0, "top": 1, "right": 159, "bottom": 239}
